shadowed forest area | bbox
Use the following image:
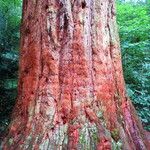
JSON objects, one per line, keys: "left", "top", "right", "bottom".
{"left": 0, "top": 0, "right": 149, "bottom": 144}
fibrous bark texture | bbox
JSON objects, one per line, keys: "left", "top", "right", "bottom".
{"left": 2, "top": 0, "right": 150, "bottom": 149}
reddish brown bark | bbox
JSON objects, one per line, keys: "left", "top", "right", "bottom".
{"left": 2, "top": 0, "right": 150, "bottom": 149}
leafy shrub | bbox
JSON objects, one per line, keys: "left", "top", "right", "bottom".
{"left": 117, "top": 1, "right": 150, "bottom": 130}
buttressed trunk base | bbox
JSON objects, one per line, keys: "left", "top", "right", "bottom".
{"left": 3, "top": 0, "right": 150, "bottom": 149}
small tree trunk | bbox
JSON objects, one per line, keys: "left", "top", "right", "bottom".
{"left": 3, "top": 0, "right": 150, "bottom": 149}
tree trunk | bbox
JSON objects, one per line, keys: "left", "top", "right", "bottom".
{"left": 2, "top": 0, "right": 149, "bottom": 149}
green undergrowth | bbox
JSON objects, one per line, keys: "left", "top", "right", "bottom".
{"left": 117, "top": 1, "right": 150, "bottom": 131}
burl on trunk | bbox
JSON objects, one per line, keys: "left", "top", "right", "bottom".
{"left": 3, "top": 0, "right": 150, "bottom": 149}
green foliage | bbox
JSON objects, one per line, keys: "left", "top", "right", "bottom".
{"left": 0, "top": 0, "right": 21, "bottom": 50}
{"left": 117, "top": 1, "right": 150, "bottom": 130}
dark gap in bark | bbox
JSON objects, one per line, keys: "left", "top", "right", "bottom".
{"left": 62, "top": 144, "right": 67, "bottom": 150}
{"left": 48, "top": 26, "right": 55, "bottom": 44}
{"left": 40, "top": 32, "right": 44, "bottom": 75}
{"left": 64, "top": 14, "right": 68, "bottom": 30}
{"left": 92, "top": 50, "right": 96, "bottom": 55}
{"left": 81, "top": 1, "right": 86, "bottom": 9}
{"left": 59, "top": 2, "right": 63, "bottom": 8}
{"left": 45, "top": 4, "right": 49, "bottom": 10}
{"left": 20, "top": 112, "right": 24, "bottom": 116}
{"left": 39, "top": 75, "right": 42, "bottom": 79}
{"left": 24, "top": 27, "right": 31, "bottom": 36}
{"left": 71, "top": 0, "right": 76, "bottom": 11}
{"left": 51, "top": 127, "right": 54, "bottom": 131}
{"left": 28, "top": 15, "right": 32, "bottom": 20}
{"left": 24, "top": 68, "right": 30, "bottom": 74}
{"left": 62, "top": 115, "right": 67, "bottom": 124}
{"left": 111, "top": 4, "right": 116, "bottom": 17}
{"left": 23, "top": 0, "right": 28, "bottom": 11}
{"left": 45, "top": 77, "right": 48, "bottom": 82}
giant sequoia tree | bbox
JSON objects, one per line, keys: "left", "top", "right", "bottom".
{"left": 3, "top": 0, "right": 150, "bottom": 149}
